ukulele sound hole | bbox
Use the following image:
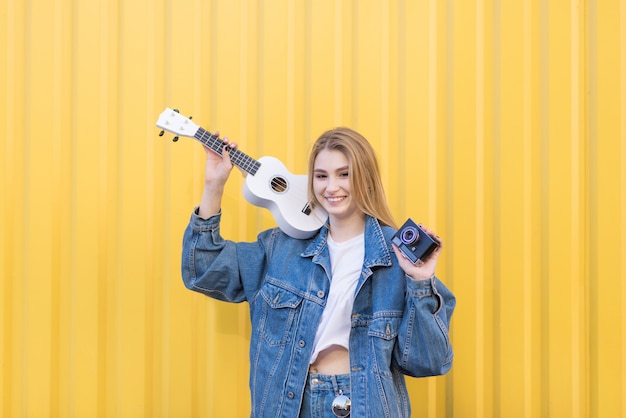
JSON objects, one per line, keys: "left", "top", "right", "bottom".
{"left": 270, "top": 176, "right": 288, "bottom": 193}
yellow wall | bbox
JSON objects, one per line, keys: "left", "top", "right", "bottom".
{"left": 1, "top": 0, "right": 624, "bottom": 417}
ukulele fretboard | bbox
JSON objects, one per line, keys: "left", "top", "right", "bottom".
{"left": 195, "top": 127, "right": 261, "bottom": 176}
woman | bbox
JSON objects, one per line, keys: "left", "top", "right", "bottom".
{"left": 182, "top": 127, "right": 455, "bottom": 418}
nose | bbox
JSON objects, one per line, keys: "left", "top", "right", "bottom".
{"left": 326, "top": 175, "right": 340, "bottom": 192}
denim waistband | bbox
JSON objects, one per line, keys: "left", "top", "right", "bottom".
{"left": 307, "top": 372, "right": 351, "bottom": 392}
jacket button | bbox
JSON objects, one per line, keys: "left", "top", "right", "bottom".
{"left": 317, "top": 290, "right": 325, "bottom": 298}
{"left": 287, "top": 392, "right": 295, "bottom": 398}
{"left": 299, "top": 340, "right": 306, "bottom": 347}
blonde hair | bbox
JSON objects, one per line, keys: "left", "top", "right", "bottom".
{"left": 308, "top": 127, "right": 397, "bottom": 228}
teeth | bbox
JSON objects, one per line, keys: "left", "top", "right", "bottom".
{"left": 327, "top": 197, "right": 344, "bottom": 202}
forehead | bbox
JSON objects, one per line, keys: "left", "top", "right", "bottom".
{"left": 313, "top": 149, "right": 350, "bottom": 171}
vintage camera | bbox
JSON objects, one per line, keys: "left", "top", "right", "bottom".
{"left": 392, "top": 218, "right": 439, "bottom": 265}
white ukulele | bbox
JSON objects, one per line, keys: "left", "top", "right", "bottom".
{"left": 156, "top": 108, "right": 327, "bottom": 239}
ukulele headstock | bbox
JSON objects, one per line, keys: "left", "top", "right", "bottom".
{"left": 156, "top": 108, "right": 199, "bottom": 141}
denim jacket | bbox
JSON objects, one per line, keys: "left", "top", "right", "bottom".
{"left": 182, "top": 210, "right": 455, "bottom": 418}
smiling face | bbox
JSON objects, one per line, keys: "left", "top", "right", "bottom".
{"left": 313, "top": 149, "right": 363, "bottom": 226}
{"left": 307, "top": 127, "right": 397, "bottom": 230}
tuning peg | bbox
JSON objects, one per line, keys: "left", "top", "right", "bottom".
{"left": 173, "top": 136, "right": 179, "bottom": 142}
{"left": 159, "top": 130, "right": 165, "bottom": 136}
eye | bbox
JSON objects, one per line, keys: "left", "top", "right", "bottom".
{"left": 315, "top": 173, "right": 327, "bottom": 179}
{"left": 339, "top": 171, "right": 349, "bottom": 178}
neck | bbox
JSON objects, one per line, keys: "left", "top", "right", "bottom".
{"left": 328, "top": 213, "right": 366, "bottom": 242}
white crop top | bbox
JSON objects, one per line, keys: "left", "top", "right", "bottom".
{"left": 310, "top": 232, "right": 364, "bottom": 364}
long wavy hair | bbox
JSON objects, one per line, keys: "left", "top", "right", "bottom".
{"left": 307, "top": 127, "right": 397, "bottom": 229}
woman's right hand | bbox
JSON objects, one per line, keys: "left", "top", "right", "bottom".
{"left": 203, "top": 132, "right": 238, "bottom": 186}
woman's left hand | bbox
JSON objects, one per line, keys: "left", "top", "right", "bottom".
{"left": 392, "top": 224, "right": 443, "bottom": 281}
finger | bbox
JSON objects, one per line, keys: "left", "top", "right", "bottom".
{"left": 391, "top": 244, "right": 409, "bottom": 263}
{"left": 222, "top": 136, "right": 235, "bottom": 148}
{"left": 221, "top": 137, "right": 238, "bottom": 150}
{"left": 417, "top": 224, "right": 442, "bottom": 247}
{"left": 222, "top": 143, "right": 233, "bottom": 165}
{"left": 392, "top": 244, "right": 423, "bottom": 269}
{"left": 418, "top": 223, "right": 437, "bottom": 236}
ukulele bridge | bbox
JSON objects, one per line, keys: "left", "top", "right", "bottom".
{"left": 301, "top": 202, "right": 312, "bottom": 215}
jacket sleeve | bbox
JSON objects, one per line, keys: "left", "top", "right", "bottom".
{"left": 181, "top": 208, "right": 268, "bottom": 303}
{"left": 395, "top": 276, "right": 456, "bottom": 377}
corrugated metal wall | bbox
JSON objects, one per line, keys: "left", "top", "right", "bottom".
{"left": 1, "top": 0, "right": 624, "bottom": 417}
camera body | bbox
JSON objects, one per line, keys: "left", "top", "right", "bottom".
{"left": 392, "top": 218, "right": 439, "bottom": 265}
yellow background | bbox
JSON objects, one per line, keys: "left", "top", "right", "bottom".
{"left": 1, "top": 0, "right": 624, "bottom": 417}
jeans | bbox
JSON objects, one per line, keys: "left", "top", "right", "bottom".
{"left": 300, "top": 372, "right": 351, "bottom": 418}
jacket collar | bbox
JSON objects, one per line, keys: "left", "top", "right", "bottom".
{"left": 301, "top": 215, "right": 393, "bottom": 269}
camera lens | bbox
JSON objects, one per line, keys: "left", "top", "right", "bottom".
{"left": 400, "top": 226, "right": 419, "bottom": 245}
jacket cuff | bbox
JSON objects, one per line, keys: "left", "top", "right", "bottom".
{"left": 405, "top": 275, "right": 437, "bottom": 298}
{"left": 190, "top": 207, "right": 222, "bottom": 231}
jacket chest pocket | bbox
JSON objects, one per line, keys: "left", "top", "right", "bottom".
{"left": 259, "top": 281, "right": 304, "bottom": 346}
{"left": 368, "top": 316, "right": 400, "bottom": 340}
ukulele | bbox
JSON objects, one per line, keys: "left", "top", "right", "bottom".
{"left": 156, "top": 108, "right": 327, "bottom": 239}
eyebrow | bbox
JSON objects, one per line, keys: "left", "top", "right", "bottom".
{"left": 313, "top": 166, "right": 349, "bottom": 173}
